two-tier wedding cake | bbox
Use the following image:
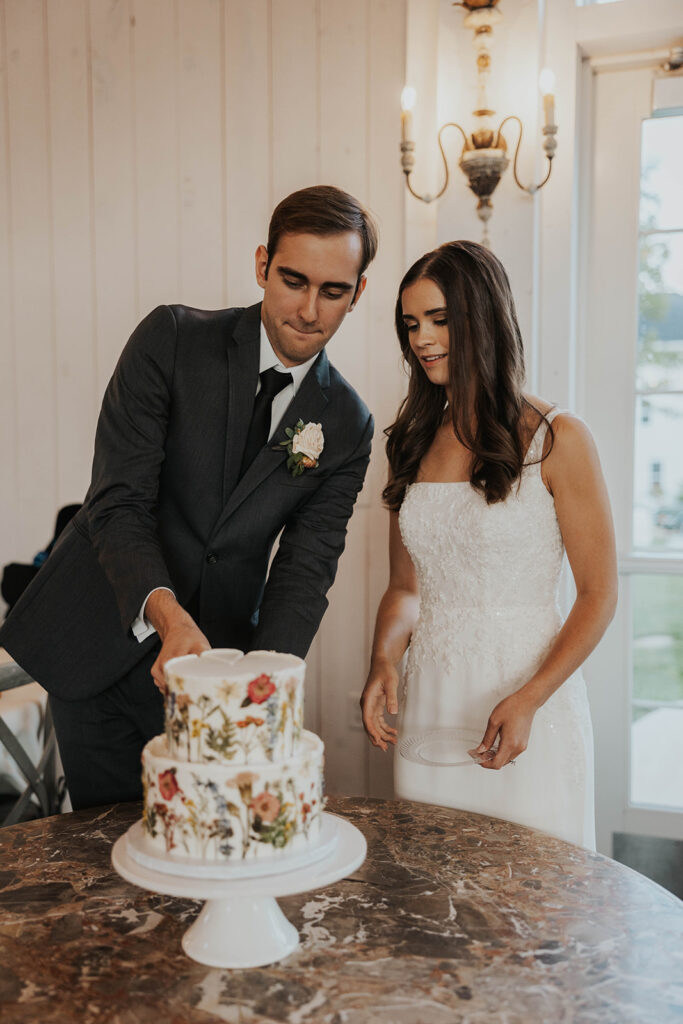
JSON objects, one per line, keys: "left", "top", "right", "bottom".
{"left": 141, "top": 649, "right": 324, "bottom": 863}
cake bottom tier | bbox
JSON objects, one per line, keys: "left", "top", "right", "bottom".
{"left": 141, "top": 731, "right": 324, "bottom": 862}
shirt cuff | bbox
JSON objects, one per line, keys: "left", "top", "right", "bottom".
{"left": 131, "top": 587, "right": 175, "bottom": 642}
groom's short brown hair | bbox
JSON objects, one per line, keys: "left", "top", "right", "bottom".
{"left": 266, "top": 185, "right": 379, "bottom": 279}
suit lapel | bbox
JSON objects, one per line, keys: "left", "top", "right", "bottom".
{"left": 216, "top": 348, "right": 330, "bottom": 528}
{"left": 222, "top": 304, "right": 261, "bottom": 504}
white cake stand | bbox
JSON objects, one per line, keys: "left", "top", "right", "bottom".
{"left": 111, "top": 812, "right": 366, "bottom": 969}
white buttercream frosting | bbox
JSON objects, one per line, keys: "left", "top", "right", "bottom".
{"left": 141, "top": 648, "right": 325, "bottom": 863}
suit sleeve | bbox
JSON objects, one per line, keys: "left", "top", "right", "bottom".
{"left": 251, "top": 411, "right": 374, "bottom": 658}
{"left": 84, "top": 305, "right": 178, "bottom": 631}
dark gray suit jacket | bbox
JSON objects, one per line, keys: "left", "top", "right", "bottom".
{"left": 0, "top": 302, "right": 373, "bottom": 699}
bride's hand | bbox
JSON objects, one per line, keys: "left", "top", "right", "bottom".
{"left": 475, "top": 691, "right": 537, "bottom": 770}
{"left": 360, "top": 660, "right": 399, "bottom": 752}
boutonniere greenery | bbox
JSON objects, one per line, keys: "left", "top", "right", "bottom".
{"left": 274, "top": 419, "right": 325, "bottom": 478}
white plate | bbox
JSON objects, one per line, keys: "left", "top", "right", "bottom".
{"left": 399, "top": 727, "right": 498, "bottom": 767}
{"left": 125, "top": 813, "right": 338, "bottom": 880}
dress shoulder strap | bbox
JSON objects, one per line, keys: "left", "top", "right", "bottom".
{"left": 523, "top": 406, "right": 564, "bottom": 468}
{"left": 545, "top": 406, "right": 565, "bottom": 425}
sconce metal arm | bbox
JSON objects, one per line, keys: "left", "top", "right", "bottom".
{"left": 404, "top": 121, "right": 469, "bottom": 204}
{"left": 498, "top": 115, "right": 553, "bottom": 195}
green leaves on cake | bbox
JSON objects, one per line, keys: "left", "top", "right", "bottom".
{"left": 204, "top": 707, "right": 237, "bottom": 761}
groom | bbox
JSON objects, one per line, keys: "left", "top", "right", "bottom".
{"left": 0, "top": 185, "right": 377, "bottom": 810}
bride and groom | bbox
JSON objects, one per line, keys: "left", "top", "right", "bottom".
{"left": 0, "top": 185, "right": 616, "bottom": 849}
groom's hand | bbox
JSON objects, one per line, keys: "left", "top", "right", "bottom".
{"left": 146, "top": 589, "right": 211, "bottom": 691}
{"left": 360, "top": 659, "right": 399, "bottom": 752}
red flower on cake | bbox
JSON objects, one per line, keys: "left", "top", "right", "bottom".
{"left": 247, "top": 675, "right": 275, "bottom": 704}
{"left": 158, "top": 769, "right": 180, "bottom": 801}
{"left": 250, "top": 791, "right": 280, "bottom": 823}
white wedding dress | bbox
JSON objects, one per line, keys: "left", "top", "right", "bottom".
{"left": 395, "top": 410, "right": 596, "bottom": 849}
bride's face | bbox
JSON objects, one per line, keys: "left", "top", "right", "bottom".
{"left": 401, "top": 277, "right": 450, "bottom": 388}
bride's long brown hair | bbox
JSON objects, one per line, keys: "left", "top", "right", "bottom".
{"left": 383, "top": 240, "right": 553, "bottom": 510}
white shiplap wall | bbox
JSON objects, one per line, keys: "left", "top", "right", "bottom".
{"left": 0, "top": 0, "right": 409, "bottom": 797}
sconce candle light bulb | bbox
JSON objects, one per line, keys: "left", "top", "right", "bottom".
{"left": 538, "top": 68, "right": 556, "bottom": 96}
{"left": 401, "top": 85, "right": 417, "bottom": 112}
{"left": 400, "top": 86, "right": 416, "bottom": 143}
{"left": 539, "top": 68, "right": 556, "bottom": 127}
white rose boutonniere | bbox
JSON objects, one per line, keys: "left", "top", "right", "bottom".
{"left": 274, "top": 419, "right": 325, "bottom": 477}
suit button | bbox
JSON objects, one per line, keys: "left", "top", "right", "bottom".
{"left": 206, "top": 552, "right": 217, "bottom": 564}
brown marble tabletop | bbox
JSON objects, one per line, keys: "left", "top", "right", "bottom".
{"left": 1, "top": 796, "right": 682, "bottom": 1023}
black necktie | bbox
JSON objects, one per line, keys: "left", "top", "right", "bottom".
{"left": 240, "top": 367, "right": 293, "bottom": 477}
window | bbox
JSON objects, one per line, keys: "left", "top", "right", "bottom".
{"left": 634, "top": 115, "right": 683, "bottom": 554}
{"left": 586, "top": 58, "right": 683, "bottom": 853}
{"left": 630, "top": 113, "right": 683, "bottom": 811}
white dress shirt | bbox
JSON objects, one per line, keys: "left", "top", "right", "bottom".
{"left": 131, "top": 321, "right": 318, "bottom": 642}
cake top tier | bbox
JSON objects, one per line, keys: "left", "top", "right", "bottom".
{"left": 161, "top": 649, "right": 306, "bottom": 766}
{"left": 164, "top": 649, "right": 304, "bottom": 683}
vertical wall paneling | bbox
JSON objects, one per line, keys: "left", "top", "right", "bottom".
{"left": 303, "top": 631, "right": 322, "bottom": 738}
{"left": 318, "top": 0, "right": 369, "bottom": 395}
{"left": 177, "top": 0, "right": 224, "bottom": 308}
{"left": 0, "top": 2, "right": 18, "bottom": 572}
{"left": 269, "top": 0, "right": 323, "bottom": 748}
{"left": 404, "top": 0, "right": 439, "bottom": 265}
{"left": 319, "top": 508, "right": 370, "bottom": 795}
{"left": 365, "top": 0, "right": 409, "bottom": 798}
{"left": 5, "top": 0, "right": 57, "bottom": 557}
{"left": 317, "top": 0, "right": 371, "bottom": 795}
{"left": 0, "top": 0, "right": 410, "bottom": 805}
{"left": 488, "top": 0, "right": 538, "bottom": 353}
{"left": 224, "top": 0, "right": 270, "bottom": 305}
{"left": 47, "top": 0, "right": 97, "bottom": 508}
{"left": 132, "top": 0, "right": 179, "bottom": 314}
{"left": 319, "top": 0, "right": 367, "bottom": 198}
{"left": 366, "top": 0, "right": 409, "bottom": 495}
{"left": 270, "top": 0, "right": 319, "bottom": 202}
{"left": 536, "top": 0, "right": 580, "bottom": 408}
{"left": 89, "top": 0, "right": 137, "bottom": 395}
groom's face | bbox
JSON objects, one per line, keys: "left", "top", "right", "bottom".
{"left": 256, "top": 231, "right": 367, "bottom": 367}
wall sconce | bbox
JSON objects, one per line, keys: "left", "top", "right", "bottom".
{"left": 399, "top": 0, "right": 558, "bottom": 245}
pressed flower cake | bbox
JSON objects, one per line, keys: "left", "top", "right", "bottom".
{"left": 141, "top": 650, "right": 325, "bottom": 862}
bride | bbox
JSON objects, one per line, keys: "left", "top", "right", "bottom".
{"left": 360, "top": 241, "right": 617, "bottom": 848}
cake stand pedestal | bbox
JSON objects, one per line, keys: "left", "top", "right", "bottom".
{"left": 111, "top": 812, "right": 366, "bottom": 969}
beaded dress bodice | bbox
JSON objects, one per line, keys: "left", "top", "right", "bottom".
{"left": 400, "top": 431, "right": 563, "bottom": 608}
{"left": 399, "top": 418, "right": 565, "bottom": 697}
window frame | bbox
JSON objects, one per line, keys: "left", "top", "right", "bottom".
{"left": 579, "top": 56, "right": 683, "bottom": 850}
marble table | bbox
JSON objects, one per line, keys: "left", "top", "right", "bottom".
{"left": 1, "top": 797, "right": 682, "bottom": 1023}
